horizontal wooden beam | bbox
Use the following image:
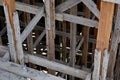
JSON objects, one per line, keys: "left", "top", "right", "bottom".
{"left": 26, "top": 54, "right": 90, "bottom": 79}
{"left": 56, "top": 0, "right": 82, "bottom": 12}
{"left": 0, "top": 45, "right": 90, "bottom": 79}
{"left": 62, "top": 13, "right": 98, "bottom": 28}
{"left": 0, "top": 1, "right": 98, "bottom": 28}
{"left": 103, "top": 0, "right": 120, "bottom": 4}
{"left": 0, "top": 59, "right": 65, "bottom": 80}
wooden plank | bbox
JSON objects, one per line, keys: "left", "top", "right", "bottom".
{"left": 63, "top": 13, "right": 98, "bottom": 28}
{"left": 107, "top": 5, "right": 120, "bottom": 78}
{"left": 114, "top": 45, "right": 120, "bottom": 80}
{"left": 56, "top": 0, "right": 82, "bottom": 12}
{"left": 76, "top": 37, "right": 84, "bottom": 53}
{"left": 44, "top": 0, "right": 55, "bottom": 74}
{"left": 0, "top": 60, "right": 65, "bottom": 80}
{"left": 69, "top": 5, "right": 77, "bottom": 67}
{"left": 0, "top": 45, "right": 90, "bottom": 77}
{"left": 101, "top": 49, "right": 109, "bottom": 80}
{"left": 96, "top": 1, "right": 114, "bottom": 74}
{"left": 26, "top": 54, "right": 90, "bottom": 79}
{"left": 69, "top": 5, "right": 77, "bottom": 80}
{"left": 13, "top": 12, "right": 24, "bottom": 65}
{"left": 3, "top": 0, "right": 24, "bottom": 64}
{"left": 92, "top": 49, "right": 101, "bottom": 80}
{"left": 103, "top": 0, "right": 120, "bottom": 4}
{"left": 82, "top": 6, "right": 90, "bottom": 66}
{"left": 33, "top": 30, "right": 46, "bottom": 48}
{"left": 23, "top": 0, "right": 33, "bottom": 54}
{"left": 81, "top": 0, "right": 100, "bottom": 18}
{"left": 62, "top": 21, "right": 67, "bottom": 62}
{"left": 21, "top": 8, "right": 44, "bottom": 42}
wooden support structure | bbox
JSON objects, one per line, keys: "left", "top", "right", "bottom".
{"left": 0, "top": 60, "right": 65, "bottom": 80}
{"left": 44, "top": 0, "right": 55, "bottom": 74}
{"left": 3, "top": 0, "right": 24, "bottom": 65}
{"left": 96, "top": 1, "right": 114, "bottom": 75}
{"left": 23, "top": 0, "right": 33, "bottom": 54}
{"left": 82, "top": 6, "right": 90, "bottom": 67}
{"left": 107, "top": 5, "right": 120, "bottom": 78}
{"left": 0, "top": 0, "right": 120, "bottom": 80}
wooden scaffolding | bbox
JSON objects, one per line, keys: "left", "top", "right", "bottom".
{"left": 0, "top": 0, "right": 120, "bottom": 80}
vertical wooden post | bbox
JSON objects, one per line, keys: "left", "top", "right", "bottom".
{"left": 44, "top": 0, "right": 55, "bottom": 74}
{"left": 107, "top": 5, "right": 120, "bottom": 78}
{"left": 82, "top": 6, "right": 90, "bottom": 67}
{"left": 69, "top": 5, "right": 77, "bottom": 80}
{"left": 70, "top": 5, "right": 77, "bottom": 67}
{"left": 23, "top": 0, "right": 33, "bottom": 54}
{"left": 62, "top": 21, "right": 67, "bottom": 62}
{"left": 3, "top": 0, "right": 24, "bottom": 65}
{"left": 96, "top": 1, "right": 114, "bottom": 74}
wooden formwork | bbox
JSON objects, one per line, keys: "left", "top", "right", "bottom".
{"left": 0, "top": 0, "right": 120, "bottom": 80}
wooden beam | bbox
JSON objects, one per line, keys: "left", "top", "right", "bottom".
{"left": 26, "top": 54, "right": 90, "bottom": 79}
{"left": 3, "top": 0, "right": 24, "bottom": 65}
{"left": 92, "top": 49, "right": 101, "bottom": 80}
{"left": 69, "top": 5, "right": 77, "bottom": 67}
{"left": 33, "top": 30, "right": 46, "bottom": 48}
{"left": 81, "top": 0, "right": 100, "bottom": 18}
{"left": 56, "top": 0, "right": 82, "bottom": 12}
{"left": 76, "top": 37, "right": 84, "bottom": 53}
{"left": 69, "top": 5, "right": 77, "bottom": 80}
{"left": 103, "top": 0, "right": 120, "bottom": 4}
{"left": 63, "top": 13, "right": 98, "bottom": 28}
{"left": 107, "top": 5, "right": 120, "bottom": 78}
{"left": 96, "top": 1, "right": 114, "bottom": 74}
{"left": 82, "top": 6, "right": 90, "bottom": 66}
{"left": 21, "top": 8, "right": 44, "bottom": 42}
{"left": 44, "top": 0, "right": 55, "bottom": 74}
{"left": 23, "top": 0, "right": 33, "bottom": 54}
{"left": 0, "top": 60, "right": 65, "bottom": 80}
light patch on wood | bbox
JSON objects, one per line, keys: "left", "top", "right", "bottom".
{"left": 92, "top": 49, "right": 101, "bottom": 80}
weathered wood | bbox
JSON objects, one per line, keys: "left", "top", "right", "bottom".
{"left": 92, "top": 49, "right": 101, "bottom": 80}
{"left": 96, "top": 1, "right": 114, "bottom": 74}
{"left": 114, "top": 45, "right": 120, "bottom": 80}
{"left": 21, "top": 8, "right": 44, "bottom": 42}
{"left": 103, "top": 0, "right": 120, "bottom": 4}
{"left": 0, "top": 45, "right": 90, "bottom": 79}
{"left": 0, "top": 1, "right": 98, "bottom": 29}
{"left": 76, "top": 37, "right": 84, "bottom": 53}
{"left": 62, "top": 21, "right": 67, "bottom": 62}
{"left": 69, "top": 5, "right": 77, "bottom": 80}
{"left": 101, "top": 49, "right": 109, "bottom": 80}
{"left": 107, "top": 5, "right": 120, "bottom": 78}
{"left": 56, "top": 0, "right": 82, "bottom": 12}
{"left": 70, "top": 5, "right": 77, "bottom": 67}
{"left": 82, "top": 6, "right": 90, "bottom": 66}
{"left": 81, "top": 0, "right": 100, "bottom": 18}
{"left": 0, "top": 60, "right": 65, "bottom": 80}
{"left": 33, "top": 30, "right": 46, "bottom": 48}
{"left": 3, "top": 0, "right": 24, "bottom": 65}
{"left": 23, "top": 0, "right": 33, "bottom": 54}
{"left": 26, "top": 54, "right": 90, "bottom": 79}
{"left": 63, "top": 13, "right": 98, "bottom": 28}
{"left": 44, "top": 0, "right": 55, "bottom": 74}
